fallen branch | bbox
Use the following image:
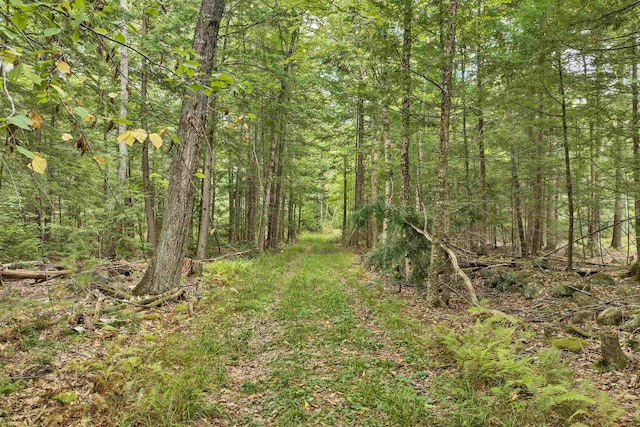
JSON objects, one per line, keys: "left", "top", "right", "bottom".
{"left": 406, "top": 222, "right": 479, "bottom": 306}
{"left": 198, "top": 250, "right": 253, "bottom": 262}
{"left": 0, "top": 269, "right": 71, "bottom": 280}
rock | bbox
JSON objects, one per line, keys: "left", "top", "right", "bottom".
{"left": 596, "top": 307, "right": 623, "bottom": 326}
{"left": 600, "top": 330, "right": 629, "bottom": 370}
{"left": 552, "top": 283, "right": 575, "bottom": 297}
{"left": 550, "top": 337, "right": 587, "bottom": 353}
{"left": 487, "top": 270, "right": 521, "bottom": 292}
{"left": 90, "top": 270, "right": 109, "bottom": 286}
{"left": 621, "top": 315, "right": 640, "bottom": 333}
{"left": 589, "top": 272, "right": 615, "bottom": 286}
{"left": 572, "top": 292, "right": 596, "bottom": 307}
{"left": 572, "top": 310, "right": 593, "bottom": 324}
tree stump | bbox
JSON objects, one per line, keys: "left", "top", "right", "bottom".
{"left": 600, "top": 330, "right": 628, "bottom": 370}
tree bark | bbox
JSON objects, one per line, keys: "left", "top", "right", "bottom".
{"left": 632, "top": 55, "right": 640, "bottom": 261}
{"left": 196, "top": 99, "right": 217, "bottom": 259}
{"left": 382, "top": 104, "right": 392, "bottom": 238}
{"left": 558, "top": 53, "right": 574, "bottom": 271}
{"left": 426, "top": 0, "right": 457, "bottom": 306}
{"left": 611, "top": 169, "right": 623, "bottom": 249}
{"left": 400, "top": 0, "right": 412, "bottom": 207}
{"left": 511, "top": 146, "right": 527, "bottom": 258}
{"left": 133, "top": 0, "right": 225, "bottom": 295}
{"left": 140, "top": 10, "right": 156, "bottom": 248}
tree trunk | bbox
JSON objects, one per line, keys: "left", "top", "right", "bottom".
{"left": 140, "top": 11, "right": 156, "bottom": 248}
{"left": 558, "top": 53, "right": 574, "bottom": 271}
{"left": 476, "top": 14, "right": 487, "bottom": 251}
{"left": 196, "top": 99, "right": 217, "bottom": 259}
{"left": 382, "top": 104, "right": 392, "bottom": 238}
{"left": 342, "top": 155, "right": 348, "bottom": 241}
{"left": 400, "top": 0, "right": 412, "bottom": 207}
{"left": 369, "top": 119, "right": 379, "bottom": 247}
{"left": 426, "top": 0, "right": 457, "bottom": 306}
{"left": 118, "top": 0, "right": 129, "bottom": 187}
{"left": 632, "top": 56, "right": 640, "bottom": 261}
{"left": 133, "top": 0, "right": 225, "bottom": 295}
{"left": 511, "top": 146, "right": 527, "bottom": 258}
{"left": 611, "top": 169, "right": 623, "bottom": 249}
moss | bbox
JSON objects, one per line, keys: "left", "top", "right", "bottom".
{"left": 565, "top": 324, "right": 592, "bottom": 338}
{"left": 589, "top": 272, "right": 615, "bottom": 286}
{"left": 550, "top": 337, "right": 587, "bottom": 353}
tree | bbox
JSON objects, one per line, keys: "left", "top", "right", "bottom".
{"left": 133, "top": 0, "right": 225, "bottom": 295}
{"left": 426, "top": 0, "right": 457, "bottom": 307}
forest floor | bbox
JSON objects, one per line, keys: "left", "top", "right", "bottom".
{"left": 0, "top": 233, "right": 638, "bottom": 426}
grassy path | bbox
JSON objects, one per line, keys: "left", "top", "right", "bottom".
{"left": 118, "top": 234, "right": 435, "bottom": 426}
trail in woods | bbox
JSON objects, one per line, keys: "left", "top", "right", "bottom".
{"left": 207, "top": 234, "right": 435, "bottom": 426}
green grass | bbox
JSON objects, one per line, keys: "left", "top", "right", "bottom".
{"left": 97, "top": 233, "right": 621, "bottom": 427}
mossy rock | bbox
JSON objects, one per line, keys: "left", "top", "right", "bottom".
{"left": 552, "top": 282, "right": 576, "bottom": 297}
{"left": 572, "top": 292, "right": 596, "bottom": 307}
{"left": 551, "top": 337, "right": 587, "bottom": 353}
{"left": 621, "top": 315, "right": 640, "bottom": 333}
{"left": 486, "top": 270, "right": 522, "bottom": 292}
{"left": 553, "top": 282, "right": 590, "bottom": 298}
{"left": 589, "top": 272, "right": 615, "bottom": 286}
{"left": 572, "top": 310, "right": 593, "bottom": 324}
{"left": 596, "top": 307, "right": 623, "bottom": 326}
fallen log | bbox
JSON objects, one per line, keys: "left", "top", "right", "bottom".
{"left": 0, "top": 269, "right": 71, "bottom": 280}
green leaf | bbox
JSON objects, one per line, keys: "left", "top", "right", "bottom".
{"left": 194, "top": 172, "right": 205, "bottom": 179}
{"left": 15, "top": 145, "right": 34, "bottom": 159}
{"left": 72, "top": 0, "right": 85, "bottom": 10}
{"left": 246, "top": 113, "right": 257, "bottom": 119}
{"left": 49, "top": 84, "right": 66, "bottom": 97}
{"left": 217, "top": 73, "right": 234, "bottom": 85}
{"left": 144, "top": 7, "right": 159, "bottom": 16}
{"left": 0, "top": 25, "right": 18, "bottom": 40}
{"left": 11, "top": 13, "right": 27, "bottom": 31}
{"left": 72, "top": 28, "right": 80, "bottom": 43}
{"left": 7, "top": 114, "right": 32, "bottom": 130}
{"left": 94, "top": 27, "right": 108, "bottom": 35}
{"left": 44, "top": 27, "right": 62, "bottom": 37}
{"left": 114, "top": 33, "right": 126, "bottom": 44}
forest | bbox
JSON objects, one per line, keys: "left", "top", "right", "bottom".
{"left": 1, "top": 0, "right": 640, "bottom": 425}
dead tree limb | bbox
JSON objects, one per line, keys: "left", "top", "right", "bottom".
{"left": 0, "top": 269, "right": 71, "bottom": 280}
{"left": 407, "top": 222, "right": 479, "bottom": 306}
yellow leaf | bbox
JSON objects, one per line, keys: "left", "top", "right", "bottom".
{"left": 117, "top": 130, "right": 136, "bottom": 146}
{"left": 55, "top": 61, "right": 71, "bottom": 74}
{"left": 28, "top": 153, "right": 47, "bottom": 174}
{"left": 304, "top": 400, "right": 311, "bottom": 411}
{"left": 61, "top": 133, "right": 73, "bottom": 141}
{"left": 158, "top": 128, "right": 166, "bottom": 137}
{"left": 149, "top": 133, "right": 163, "bottom": 149}
{"left": 132, "top": 128, "right": 148, "bottom": 143}
{"left": 107, "top": 92, "right": 118, "bottom": 99}
{"left": 93, "top": 155, "right": 108, "bottom": 165}
{"left": 83, "top": 114, "right": 95, "bottom": 122}
{"left": 209, "top": 228, "right": 216, "bottom": 236}
{"left": 225, "top": 123, "right": 236, "bottom": 130}
{"left": 29, "top": 111, "right": 44, "bottom": 129}
{"left": 77, "top": 75, "right": 88, "bottom": 83}
{"left": 243, "top": 123, "right": 249, "bottom": 130}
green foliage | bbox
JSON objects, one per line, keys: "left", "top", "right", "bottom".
{"left": 365, "top": 205, "right": 431, "bottom": 285}
{"left": 430, "top": 320, "right": 621, "bottom": 426}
